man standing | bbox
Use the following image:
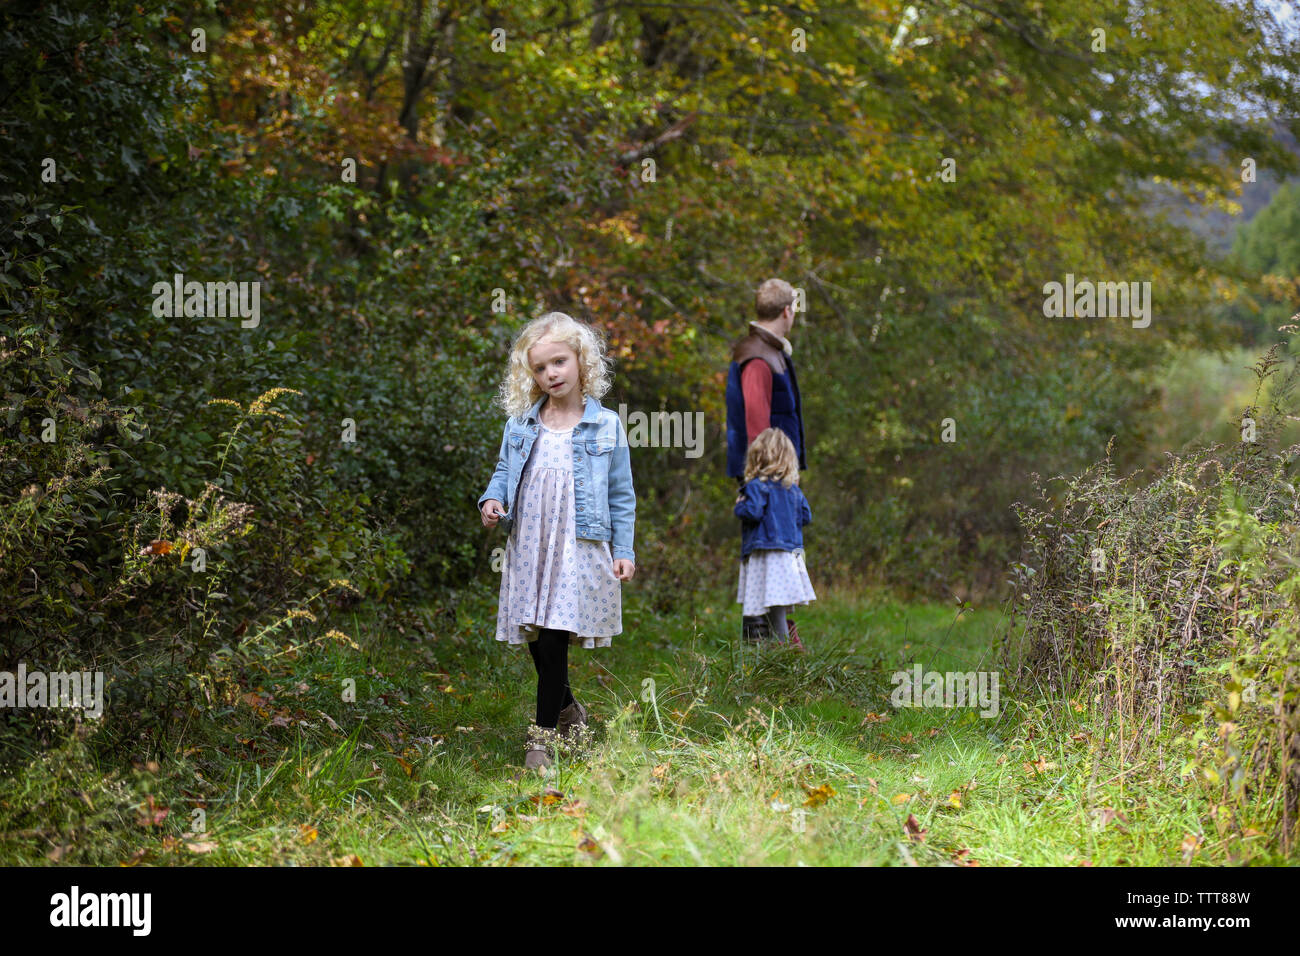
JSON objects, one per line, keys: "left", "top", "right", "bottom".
{"left": 725, "top": 278, "right": 808, "bottom": 645}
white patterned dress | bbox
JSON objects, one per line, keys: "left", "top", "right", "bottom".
{"left": 494, "top": 422, "right": 623, "bottom": 648}
{"left": 737, "top": 549, "right": 817, "bottom": 618}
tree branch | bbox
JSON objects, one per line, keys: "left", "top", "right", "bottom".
{"left": 617, "top": 111, "right": 699, "bottom": 166}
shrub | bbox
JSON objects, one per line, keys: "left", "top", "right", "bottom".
{"left": 1005, "top": 344, "right": 1300, "bottom": 853}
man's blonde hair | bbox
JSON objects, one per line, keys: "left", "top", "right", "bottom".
{"left": 755, "top": 278, "right": 794, "bottom": 321}
{"left": 498, "top": 311, "right": 613, "bottom": 418}
{"left": 743, "top": 427, "right": 799, "bottom": 487}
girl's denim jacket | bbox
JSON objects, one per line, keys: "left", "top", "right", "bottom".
{"left": 734, "top": 477, "right": 811, "bottom": 557}
{"left": 479, "top": 395, "right": 636, "bottom": 564}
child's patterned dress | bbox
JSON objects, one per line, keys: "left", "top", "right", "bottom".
{"left": 494, "top": 422, "right": 622, "bottom": 648}
{"left": 737, "top": 548, "right": 816, "bottom": 618}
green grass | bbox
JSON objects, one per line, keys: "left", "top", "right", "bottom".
{"left": 0, "top": 584, "right": 1279, "bottom": 866}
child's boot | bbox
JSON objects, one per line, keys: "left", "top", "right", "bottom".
{"left": 742, "top": 614, "right": 770, "bottom": 644}
{"left": 556, "top": 700, "right": 588, "bottom": 741}
{"left": 523, "top": 725, "right": 553, "bottom": 772}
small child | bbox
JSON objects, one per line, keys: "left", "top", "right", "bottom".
{"left": 478, "top": 311, "right": 636, "bottom": 773}
{"left": 734, "top": 428, "right": 815, "bottom": 645}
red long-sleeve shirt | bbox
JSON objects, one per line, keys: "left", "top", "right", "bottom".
{"left": 740, "top": 358, "right": 773, "bottom": 446}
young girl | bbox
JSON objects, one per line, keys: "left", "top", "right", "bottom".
{"left": 734, "top": 428, "right": 815, "bottom": 645}
{"left": 478, "top": 311, "right": 636, "bottom": 772}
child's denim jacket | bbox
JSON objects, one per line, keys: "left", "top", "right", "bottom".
{"left": 734, "top": 477, "right": 811, "bottom": 557}
{"left": 479, "top": 394, "right": 637, "bottom": 564}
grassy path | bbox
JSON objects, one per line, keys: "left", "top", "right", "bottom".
{"left": 2, "top": 585, "right": 1243, "bottom": 865}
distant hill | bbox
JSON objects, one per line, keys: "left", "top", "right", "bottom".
{"left": 1146, "top": 118, "right": 1300, "bottom": 257}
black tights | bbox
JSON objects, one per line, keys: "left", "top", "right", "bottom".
{"left": 528, "top": 627, "right": 576, "bottom": 728}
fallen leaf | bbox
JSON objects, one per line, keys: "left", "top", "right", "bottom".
{"left": 136, "top": 795, "right": 169, "bottom": 828}
{"left": 299, "top": 824, "right": 318, "bottom": 844}
{"left": 1094, "top": 807, "right": 1128, "bottom": 831}
{"left": 803, "top": 783, "right": 836, "bottom": 807}
{"left": 904, "top": 814, "right": 927, "bottom": 843}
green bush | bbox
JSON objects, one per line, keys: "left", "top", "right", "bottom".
{"left": 1005, "top": 344, "right": 1300, "bottom": 853}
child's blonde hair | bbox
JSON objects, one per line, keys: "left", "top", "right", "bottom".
{"left": 498, "top": 311, "right": 613, "bottom": 418}
{"left": 743, "top": 427, "right": 799, "bottom": 487}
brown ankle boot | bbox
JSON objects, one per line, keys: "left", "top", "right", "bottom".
{"left": 556, "top": 700, "right": 588, "bottom": 741}
{"left": 523, "top": 724, "right": 553, "bottom": 772}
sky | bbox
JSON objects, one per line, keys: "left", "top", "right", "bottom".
{"left": 1267, "top": 0, "right": 1298, "bottom": 35}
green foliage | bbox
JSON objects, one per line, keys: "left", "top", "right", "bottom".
{"left": 1235, "top": 182, "right": 1300, "bottom": 278}
{"left": 0, "top": 3, "right": 398, "bottom": 752}
{"left": 0, "top": 312, "right": 147, "bottom": 640}
{"left": 1006, "top": 344, "right": 1300, "bottom": 851}
{"left": 1230, "top": 181, "right": 1300, "bottom": 337}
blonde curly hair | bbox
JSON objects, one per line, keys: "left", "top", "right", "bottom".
{"left": 498, "top": 311, "right": 613, "bottom": 419}
{"left": 743, "top": 427, "right": 800, "bottom": 488}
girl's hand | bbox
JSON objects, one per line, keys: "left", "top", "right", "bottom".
{"left": 735, "top": 493, "right": 745, "bottom": 504}
{"left": 480, "top": 499, "right": 506, "bottom": 527}
{"left": 613, "top": 559, "right": 635, "bottom": 581}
